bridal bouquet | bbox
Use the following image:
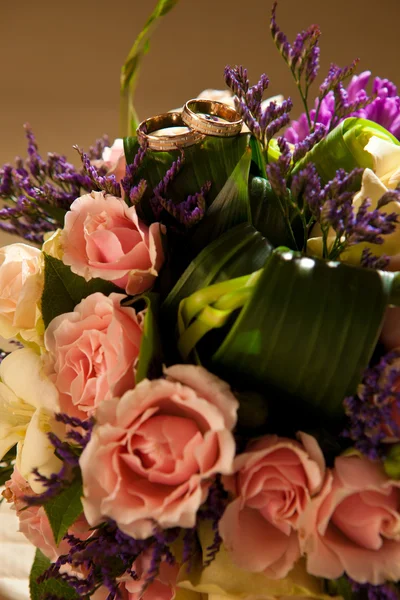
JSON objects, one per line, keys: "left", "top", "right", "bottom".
{"left": 2, "top": 1, "right": 400, "bottom": 599}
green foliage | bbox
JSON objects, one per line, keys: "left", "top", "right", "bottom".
{"left": 30, "top": 549, "right": 80, "bottom": 600}
{"left": 120, "top": 0, "right": 181, "bottom": 135}
{"left": 162, "top": 223, "right": 272, "bottom": 325}
{"left": 207, "top": 249, "right": 400, "bottom": 418}
{"left": 123, "top": 134, "right": 250, "bottom": 223}
{"left": 41, "top": 254, "right": 119, "bottom": 328}
{"left": 43, "top": 477, "right": 83, "bottom": 545}
{"left": 384, "top": 444, "right": 400, "bottom": 479}
{"left": 133, "top": 294, "right": 163, "bottom": 382}
{"left": 192, "top": 147, "right": 252, "bottom": 249}
{"left": 292, "top": 117, "right": 400, "bottom": 183}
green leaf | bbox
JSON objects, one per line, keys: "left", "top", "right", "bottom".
{"left": 249, "top": 176, "right": 302, "bottom": 248}
{"left": 41, "top": 254, "right": 120, "bottom": 328}
{"left": 0, "top": 465, "right": 13, "bottom": 487}
{"left": 30, "top": 549, "right": 79, "bottom": 600}
{"left": 43, "top": 478, "right": 83, "bottom": 545}
{"left": 210, "top": 249, "right": 398, "bottom": 418}
{"left": 133, "top": 293, "right": 163, "bottom": 382}
{"left": 384, "top": 444, "right": 400, "bottom": 479}
{"left": 162, "top": 223, "right": 272, "bottom": 325}
{"left": 192, "top": 147, "right": 252, "bottom": 248}
{"left": 292, "top": 117, "right": 400, "bottom": 183}
{"left": 120, "top": 0, "right": 180, "bottom": 136}
{"left": 123, "top": 134, "right": 251, "bottom": 222}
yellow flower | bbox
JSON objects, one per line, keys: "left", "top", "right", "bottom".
{"left": 176, "top": 523, "right": 340, "bottom": 600}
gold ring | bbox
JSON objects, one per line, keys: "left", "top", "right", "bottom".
{"left": 181, "top": 99, "right": 243, "bottom": 137}
{"left": 136, "top": 112, "right": 205, "bottom": 151}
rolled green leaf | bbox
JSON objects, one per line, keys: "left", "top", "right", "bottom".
{"left": 292, "top": 118, "right": 400, "bottom": 182}
{"left": 200, "top": 249, "right": 400, "bottom": 419}
{"left": 162, "top": 222, "right": 272, "bottom": 324}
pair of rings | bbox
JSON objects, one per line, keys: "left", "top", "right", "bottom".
{"left": 136, "top": 99, "right": 243, "bottom": 152}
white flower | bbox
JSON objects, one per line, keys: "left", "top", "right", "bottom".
{"left": 0, "top": 348, "right": 62, "bottom": 493}
{"left": 0, "top": 243, "right": 44, "bottom": 346}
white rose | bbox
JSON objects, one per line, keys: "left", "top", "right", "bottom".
{"left": 0, "top": 243, "right": 44, "bottom": 344}
{"left": 0, "top": 348, "right": 62, "bottom": 492}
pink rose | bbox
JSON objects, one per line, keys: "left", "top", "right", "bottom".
{"left": 219, "top": 433, "right": 325, "bottom": 579}
{"left": 45, "top": 292, "right": 144, "bottom": 418}
{"left": 4, "top": 468, "right": 89, "bottom": 561}
{"left": 298, "top": 454, "right": 400, "bottom": 584}
{"left": 80, "top": 365, "right": 238, "bottom": 538}
{"left": 101, "top": 138, "right": 126, "bottom": 184}
{"left": 62, "top": 191, "right": 165, "bottom": 296}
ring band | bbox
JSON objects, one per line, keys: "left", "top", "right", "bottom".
{"left": 181, "top": 99, "right": 243, "bottom": 137}
{"left": 136, "top": 112, "right": 205, "bottom": 151}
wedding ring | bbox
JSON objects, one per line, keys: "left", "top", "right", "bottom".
{"left": 136, "top": 112, "right": 205, "bottom": 151}
{"left": 181, "top": 99, "right": 243, "bottom": 137}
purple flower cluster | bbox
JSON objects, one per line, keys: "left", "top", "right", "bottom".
{"left": 348, "top": 577, "right": 399, "bottom": 600}
{"left": 286, "top": 71, "right": 400, "bottom": 143}
{"left": 0, "top": 127, "right": 110, "bottom": 243}
{"left": 41, "top": 522, "right": 179, "bottom": 599}
{"left": 343, "top": 350, "right": 400, "bottom": 460}
{"left": 270, "top": 1, "right": 321, "bottom": 91}
{"left": 121, "top": 142, "right": 148, "bottom": 206}
{"left": 224, "top": 65, "right": 293, "bottom": 150}
{"left": 75, "top": 147, "right": 121, "bottom": 198}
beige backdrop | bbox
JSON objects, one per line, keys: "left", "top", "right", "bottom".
{"left": 0, "top": 0, "right": 399, "bottom": 245}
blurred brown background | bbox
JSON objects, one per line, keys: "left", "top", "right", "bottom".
{"left": 1, "top": 0, "right": 399, "bottom": 165}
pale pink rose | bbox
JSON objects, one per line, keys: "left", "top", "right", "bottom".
{"left": 61, "top": 191, "right": 165, "bottom": 296}
{"left": 219, "top": 433, "right": 325, "bottom": 579}
{"left": 4, "top": 468, "right": 89, "bottom": 561}
{"left": 0, "top": 243, "right": 43, "bottom": 341}
{"left": 80, "top": 365, "right": 238, "bottom": 538}
{"left": 101, "top": 138, "right": 126, "bottom": 184}
{"left": 298, "top": 454, "right": 400, "bottom": 584}
{"left": 45, "top": 292, "right": 144, "bottom": 418}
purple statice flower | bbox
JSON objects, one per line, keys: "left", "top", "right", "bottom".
{"left": 292, "top": 123, "right": 326, "bottom": 164}
{"left": 75, "top": 147, "right": 121, "bottom": 198}
{"left": 361, "top": 248, "right": 390, "bottom": 270}
{"left": 270, "top": 2, "right": 321, "bottom": 87}
{"left": 224, "top": 65, "right": 293, "bottom": 150}
{"left": 348, "top": 577, "right": 399, "bottom": 600}
{"left": 39, "top": 520, "right": 180, "bottom": 598}
{"left": 343, "top": 350, "right": 400, "bottom": 459}
{"left": 121, "top": 142, "right": 148, "bottom": 203}
{"left": 86, "top": 134, "right": 111, "bottom": 161}
{"left": 157, "top": 181, "right": 211, "bottom": 228}
{"left": 286, "top": 71, "right": 400, "bottom": 143}
{"left": 311, "top": 168, "right": 400, "bottom": 259}
{"left": 0, "top": 126, "right": 110, "bottom": 243}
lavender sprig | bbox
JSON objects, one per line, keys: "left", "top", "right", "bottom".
{"left": 75, "top": 147, "right": 121, "bottom": 197}
{"left": 270, "top": 2, "right": 320, "bottom": 130}
{"left": 0, "top": 127, "right": 111, "bottom": 242}
{"left": 343, "top": 350, "right": 400, "bottom": 460}
{"left": 224, "top": 65, "right": 293, "bottom": 153}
